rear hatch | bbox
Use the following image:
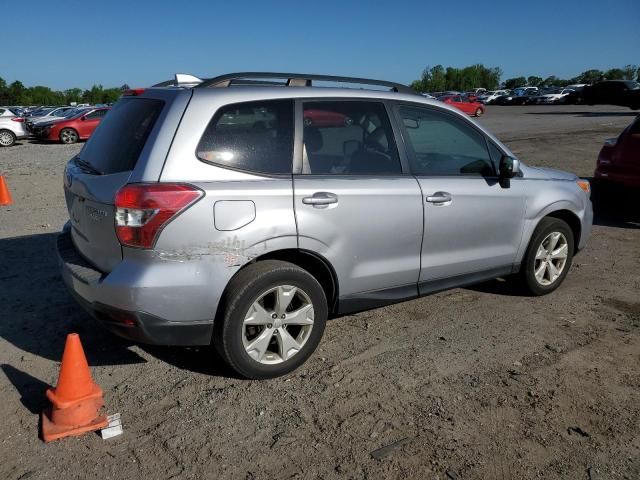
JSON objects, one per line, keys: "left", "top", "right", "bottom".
{"left": 64, "top": 93, "right": 182, "bottom": 272}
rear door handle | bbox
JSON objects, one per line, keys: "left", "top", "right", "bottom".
{"left": 302, "top": 192, "right": 338, "bottom": 207}
{"left": 426, "top": 191, "right": 452, "bottom": 204}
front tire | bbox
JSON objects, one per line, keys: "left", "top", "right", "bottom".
{"left": 213, "top": 260, "right": 328, "bottom": 379}
{"left": 59, "top": 128, "right": 79, "bottom": 144}
{"left": 0, "top": 129, "right": 16, "bottom": 147}
{"left": 521, "top": 217, "right": 574, "bottom": 296}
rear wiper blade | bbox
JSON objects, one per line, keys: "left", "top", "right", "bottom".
{"left": 74, "top": 156, "right": 102, "bottom": 175}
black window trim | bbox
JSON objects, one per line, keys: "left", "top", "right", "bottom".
{"left": 389, "top": 101, "right": 502, "bottom": 179}
{"left": 195, "top": 98, "right": 296, "bottom": 178}
{"left": 292, "top": 97, "right": 411, "bottom": 176}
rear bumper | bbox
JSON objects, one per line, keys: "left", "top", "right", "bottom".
{"left": 57, "top": 225, "right": 213, "bottom": 346}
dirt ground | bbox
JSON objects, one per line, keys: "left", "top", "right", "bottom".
{"left": 0, "top": 105, "right": 638, "bottom": 480}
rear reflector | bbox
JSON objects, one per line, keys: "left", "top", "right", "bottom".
{"left": 114, "top": 183, "right": 203, "bottom": 249}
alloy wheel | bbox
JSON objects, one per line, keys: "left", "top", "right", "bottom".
{"left": 533, "top": 232, "right": 569, "bottom": 286}
{"left": 0, "top": 131, "right": 14, "bottom": 146}
{"left": 242, "top": 285, "right": 315, "bottom": 364}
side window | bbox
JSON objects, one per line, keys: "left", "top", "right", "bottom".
{"left": 197, "top": 100, "right": 294, "bottom": 174}
{"left": 398, "top": 106, "right": 495, "bottom": 177}
{"left": 86, "top": 109, "right": 107, "bottom": 120}
{"left": 301, "top": 101, "right": 401, "bottom": 175}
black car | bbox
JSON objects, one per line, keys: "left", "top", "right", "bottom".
{"left": 493, "top": 90, "right": 539, "bottom": 106}
{"left": 582, "top": 80, "right": 640, "bottom": 110}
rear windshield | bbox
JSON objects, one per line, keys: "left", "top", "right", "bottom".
{"left": 79, "top": 98, "right": 164, "bottom": 174}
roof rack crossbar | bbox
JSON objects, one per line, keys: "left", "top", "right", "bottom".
{"left": 195, "top": 72, "right": 414, "bottom": 94}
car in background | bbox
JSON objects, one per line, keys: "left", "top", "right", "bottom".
{"left": 438, "top": 95, "right": 485, "bottom": 116}
{"left": 493, "top": 90, "right": 539, "bottom": 105}
{"left": 478, "top": 90, "right": 510, "bottom": 104}
{"left": 303, "top": 109, "right": 353, "bottom": 127}
{"left": 29, "top": 107, "right": 91, "bottom": 138}
{"left": 582, "top": 80, "right": 640, "bottom": 110}
{"left": 0, "top": 108, "right": 28, "bottom": 147}
{"left": 25, "top": 106, "right": 76, "bottom": 131}
{"left": 594, "top": 115, "right": 640, "bottom": 188}
{"left": 536, "top": 88, "right": 575, "bottom": 104}
{"left": 40, "top": 107, "right": 110, "bottom": 144}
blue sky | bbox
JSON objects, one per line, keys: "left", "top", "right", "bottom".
{"left": 2, "top": 0, "right": 638, "bottom": 90}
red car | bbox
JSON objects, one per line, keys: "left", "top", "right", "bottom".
{"left": 594, "top": 116, "right": 640, "bottom": 188}
{"left": 438, "top": 95, "right": 485, "bottom": 117}
{"left": 44, "top": 107, "right": 110, "bottom": 144}
{"left": 304, "top": 109, "right": 354, "bottom": 127}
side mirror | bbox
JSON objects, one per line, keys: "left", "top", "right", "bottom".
{"left": 80, "top": 116, "right": 87, "bottom": 121}
{"left": 498, "top": 156, "right": 520, "bottom": 188}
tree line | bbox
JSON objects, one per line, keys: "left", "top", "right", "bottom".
{"left": 410, "top": 64, "right": 639, "bottom": 92}
{"left": 0, "top": 77, "right": 129, "bottom": 106}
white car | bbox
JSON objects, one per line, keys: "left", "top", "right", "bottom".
{"left": 478, "top": 90, "right": 510, "bottom": 104}
{"left": 0, "top": 108, "right": 28, "bottom": 147}
{"left": 539, "top": 88, "right": 575, "bottom": 104}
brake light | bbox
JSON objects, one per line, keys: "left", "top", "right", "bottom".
{"left": 11, "top": 117, "right": 25, "bottom": 122}
{"left": 121, "top": 88, "right": 146, "bottom": 97}
{"left": 114, "top": 184, "right": 203, "bottom": 249}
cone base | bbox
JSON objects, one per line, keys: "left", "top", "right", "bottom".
{"left": 41, "top": 408, "right": 108, "bottom": 442}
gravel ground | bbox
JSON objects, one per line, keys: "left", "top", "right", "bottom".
{"left": 0, "top": 104, "right": 638, "bottom": 480}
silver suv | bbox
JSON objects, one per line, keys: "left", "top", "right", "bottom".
{"left": 58, "top": 72, "right": 593, "bottom": 379}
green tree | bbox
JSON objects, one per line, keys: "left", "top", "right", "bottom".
{"left": 504, "top": 77, "right": 526, "bottom": 89}
{"left": 604, "top": 68, "right": 625, "bottom": 80}
{"left": 575, "top": 69, "right": 603, "bottom": 84}
{"left": 620, "top": 65, "right": 637, "bottom": 80}
{"left": 527, "top": 76, "right": 543, "bottom": 87}
{"left": 64, "top": 88, "right": 83, "bottom": 104}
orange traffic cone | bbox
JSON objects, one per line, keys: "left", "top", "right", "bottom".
{"left": 41, "top": 333, "right": 109, "bottom": 442}
{"left": 0, "top": 176, "right": 12, "bottom": 206}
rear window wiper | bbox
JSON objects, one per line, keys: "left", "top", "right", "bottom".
{"left": 74, "top": 156, "right": 103, "bottom": 175}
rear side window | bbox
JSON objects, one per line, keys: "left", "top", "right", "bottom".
{"left": 79, "top": 98, "right": 164, "bottom": 174}
{"left": 301, "top": 101, "right": 401, "bottom": 175}
{"left": 197, "top": 100, "right": 294, "bottom": 174}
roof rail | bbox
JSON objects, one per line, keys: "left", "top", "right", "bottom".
{"left": 194, "top": 72, "right": 415, "bottom": 94}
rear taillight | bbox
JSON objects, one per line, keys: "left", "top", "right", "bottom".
{"left": 11, "top": 117, "right": 25, "bottom": 122}
{"left": 114, "top": 183, "right": 203, "bottom": 249}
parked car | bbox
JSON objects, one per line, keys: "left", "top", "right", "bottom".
{"left": 303, "top": 109, "right": 353, "bottom": 127}
{"left": 534, "top": 88, "right": 575, "bottom": 105}
{"left": 438, "top": 95, "right": 485, "bottom": 116}
{"left": 478, "top": 90, "right": 510, "bottom": 104}
{"left": 594, "top": 115, "right": 640, "bottom": 188}
{"left": 0, "top": 108, "right": 28, "bottom": 147}
{"left": 29, "top": 107, "right": 91, "bottom": 137}
{"left": 494, "top": 90, "right": 539, "bottom": 106}
{"left": 41, "top": 107, "right": 110, "bottom": 144}
{"left": 582, "top": 80, "right": 640, "bottom": 110}
{"left": 57, "top": 72, "right": 592, "bottom": 379}
{"left": 25, "top": 106, "right": 76, "bottom": 131}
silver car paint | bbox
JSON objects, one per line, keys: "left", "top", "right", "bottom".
{"left": 59, "top": 84, "right": 593, "bottom": 343}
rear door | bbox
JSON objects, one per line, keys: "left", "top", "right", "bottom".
{"left": 64, "top": 94, "right": 182, "bottom": 271}
{"left": 77, "top": 109, "right": 106, "bottom": 138}
{"left": 293, "top": 100, "right": 423, "bottom": 308}
{"left": 393, "top": 103, "right": 526, "bottom": 290}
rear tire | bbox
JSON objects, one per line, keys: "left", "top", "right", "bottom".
{"left": 0, "top": 129, "right": 16, "bottom": 147}
{"left": 474, "top": 108, "right": 483, "bottom": 117}
{"left": 59, "top": 128, "right": 79, "bottom": 144}
{"left": 520, "top": 217, "right": 574, "bottom": 296}
{"left": 213, "top": 260, "right": 328, "bottom": 379}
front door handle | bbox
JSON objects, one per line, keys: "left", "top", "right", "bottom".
{"left": 426, "top": 191, "right": 452, "bottom": 204}
{"left": 302, "top": 191, "right": 338, "bottom": 207}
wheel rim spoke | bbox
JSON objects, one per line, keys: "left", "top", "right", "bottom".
{"left": 551, "top": 243, "right": 568, "bottom": 259}
{"left": 276, "top": 328, "right": 302, "bottom": 361}
{"left": 284, "top": 304, "right": 314, "bottom": 325}
{"left": 275, "top": 285, "right": 297, "bottom": 315}
{"left": 245, "top": 328, "right": 274, "bottom": 362}
{"left": 243, "top": 301, "right": 273, "bottom": 326}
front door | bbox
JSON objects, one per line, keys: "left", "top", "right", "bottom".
{"left": 293, "top": 100, "right": 423, "bottom": 309}
{"left": 394, "top": 104, "right": 526, "bottom": 291}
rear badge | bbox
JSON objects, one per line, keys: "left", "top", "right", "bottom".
{"left": 86, "top": 205, "right": 108, "bottom": 221}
